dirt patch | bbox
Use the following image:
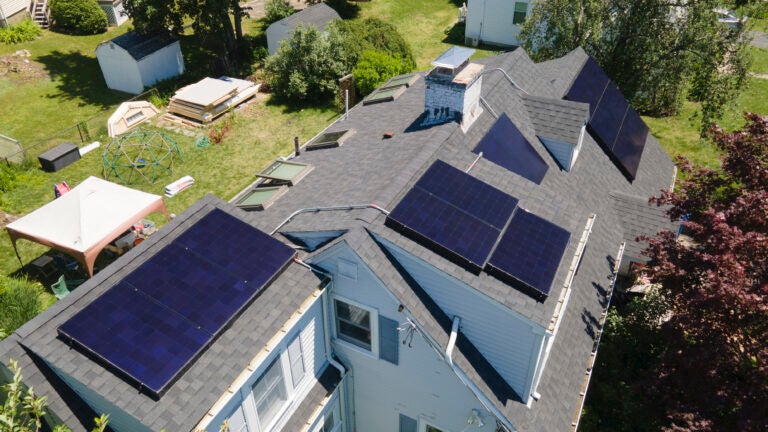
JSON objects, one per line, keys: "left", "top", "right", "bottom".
{"left": 0, "top": 50, "right": 49, "bottom": 82}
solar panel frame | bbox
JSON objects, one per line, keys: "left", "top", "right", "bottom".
{"left": 473, "top": 113, "right": 549, "bottom": 184}
{"left": 57, "top": 209, "right": 296, "bottom": 399}
{"left": 564, "top": 57, "right": 610, "bottom": 119}
{"left": 588, "top": 82, "right": 628, "bottom": 151}
{"left": 485, "top": 209, "right": 571, "bottom": 301}
{"left": 612, "top": 104, "right": 649, "bottom": 180}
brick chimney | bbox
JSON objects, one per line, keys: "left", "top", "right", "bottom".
{"left": 423, "top": 46, "right": 484, "bottom": 131}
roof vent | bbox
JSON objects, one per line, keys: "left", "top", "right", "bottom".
{"left": 422, "top": 46, "right": 484, "bottom": 131}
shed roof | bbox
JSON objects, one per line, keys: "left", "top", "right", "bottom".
{"left": 272, "top": 3, "right": 340, "bottom": 30}
{"left": 106, "top": 31, "right": 179, "bottom": 61}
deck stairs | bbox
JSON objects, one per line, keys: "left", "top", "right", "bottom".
{"left": 29, "top": 0, "right": 50, "bottom": 28}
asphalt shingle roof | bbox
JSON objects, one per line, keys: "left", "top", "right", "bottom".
{"left": 107, "top": 32, "right": 178, "bottom": 61}
{"left": 275, "top": 3, "right": 340, "bottom": 30}
{"left": 611, "top": 191, "right": 680, "bottom": 261}
{"left": 0, "top": 46, "right": 676, "bottom": 432}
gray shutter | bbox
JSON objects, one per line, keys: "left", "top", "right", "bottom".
{"left": 379, "top": 315, "right": 399, "bottom": 365}
{"left": 399, "top": 413, "right": 417, "bottom": 432}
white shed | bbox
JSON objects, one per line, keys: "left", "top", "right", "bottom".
{"left": 96, "top": 32, "right": 185, "bottom": 95}
{"left": 464, "top": 0, "right": 532, "bottom": 47}
{"left": 266, "top": 3, "right": 341, "bottom": 55}
{"left": 0, "top": 0, "right": 28, "bottom": 27}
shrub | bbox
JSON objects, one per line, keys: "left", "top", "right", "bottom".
{"left": 50, "top": 0, "right": 108, "bottom": 35}
{"left": 352, "top": 50, "right": 407, "bottom": 95}
{"left": 0, "top": 276, "right": 44, "bottom": 340}
{"left": 0, "top": 19, "right": 42, "bottom": 44}
{"left": 265, "top": 0, "right": 294, "bottom": 23}
{"left": 331, "top": 18, "right": 416, "bottom": 72}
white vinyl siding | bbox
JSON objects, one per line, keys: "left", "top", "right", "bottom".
{"left": 226, "top": 405, "right": 249, "bottom": 432}
{"left": 539, "top": 136, "right": 576, "bottom": 171}
{"left": 0, "top": 0, "right": 28, "bottom": 20}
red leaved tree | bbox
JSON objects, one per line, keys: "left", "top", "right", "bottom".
{"left": 643, "top": 113, "right": 768, "bottom": 431}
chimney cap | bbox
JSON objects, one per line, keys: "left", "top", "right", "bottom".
{"left": 431, "top": 46, "right": 476, "bottom": 70}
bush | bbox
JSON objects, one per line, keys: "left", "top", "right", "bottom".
{"left": 0, "top": 276, "right": 44, "bottom": 340}
{"left": 352, "top": 50, "right": 407, "bottom": 95}
{"left": 331, "top": 18, "right": 416, "bottom": 72}
{"left": 50, "top": 0, "right": 108, "bottom": 35}
{"left": 0, "top": 19, "right": 42, "bottom": 44}
{"left": 265, "top": 0, "right": 294, "bottom": 23}
{"left": 265, "top": 24, "right": 347, "bottom": 101}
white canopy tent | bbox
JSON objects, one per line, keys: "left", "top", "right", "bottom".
{"left": 6, "top": 176, "right": 168, "bottom": 277}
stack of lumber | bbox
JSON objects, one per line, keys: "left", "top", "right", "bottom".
{"left": 167, "top": 77, "right": 261, "bottom": 123}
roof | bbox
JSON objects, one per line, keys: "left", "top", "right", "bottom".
{"left": 0, "top": 195, "right": 323, "bottom": 431}
{"left": 5, "top": 176, "right": 167, "bottom": 276}
{"left": 520, "top": 93, "right": 588, "bottom": 145}
{"left": 272, "top": 3, "right": 341, "bottom": 30}
{"left": 105, "top": 32, "right": 179, "bottom": 61}
{"left": 610, "top": 191, "right": 680, "bottom": 261}
{"left": 0, "top": 47, "right": 676, "bottom": 432}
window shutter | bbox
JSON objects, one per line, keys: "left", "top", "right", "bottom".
{"left": 287, "top": 333, "right": 305, "bottom": 387}
{"left": 379, "top": 316, "right": 399, "bottom": 365}
{"left": 399, "top": 413, "right": 417, "bottom": 432}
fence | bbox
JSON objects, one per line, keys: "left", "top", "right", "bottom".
{"left": 1, "top": 88, "right": 160, "bottom": 167}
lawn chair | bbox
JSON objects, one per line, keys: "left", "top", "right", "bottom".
{"left": 54, "top": 254, "right": 79, "bottom": 274}
{"left": 50, "top": 275, "right": 84, "bottom": 300}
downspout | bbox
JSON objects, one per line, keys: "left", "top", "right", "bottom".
{"left": 445, "top": 316, "right": 461, "bottom": 364}
{"left": 295, "top": 257, "right": 354, "bottom": 432}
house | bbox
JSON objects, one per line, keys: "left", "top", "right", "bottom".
{"left": 0, "top": 0, "right": 28, "bottom": 27}
{"left": 95, "top": 31, "right": 185, "bottom": 95}
{"left": 96, "top": 0, "right": 128, "bottom": 26}
{"left": 266, "top": 3, "right": 341, "bottom": 55}
{"left": 0, "top": 46, "right": 676, "bottom": 432}
{"left": 464, "top": 0, "right": 532, "bottom": 47}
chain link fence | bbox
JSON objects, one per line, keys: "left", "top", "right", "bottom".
{"left": 1, "top": 88, "right": 160, "bottom": 167}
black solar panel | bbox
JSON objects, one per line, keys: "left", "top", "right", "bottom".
{"left": 414, "top": 160, "right": 518, "bottom": 230}
{"left": 565, "top": 56, "right": 649, "bottom": 181}
{"left": 58, "top": 209, "right": 295, "bottom": 399}
{"left": 485, "top": 209, "right": 571, "bottom": 301}
{"left": 612, "top": 105, "right": 648, "bottom": 180}
{"left": 386, "top": 160, "right": 518, "bottom": 273}
{"left": 564, "top": 57, "right": 609, "bottom": 118}
{"left": 387, "top": 187, "right": 505, "bottom": 273}
{"left": 473, "top": 113, "right": 549, "bottom": 185}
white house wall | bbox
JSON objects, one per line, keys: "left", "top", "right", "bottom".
{"left": 311, "top": 242, "right": 499, "bottom": 432}
{"left": 374, "top": 235, "right": 547, "bottom": 400}
{"left": 0, "top": 0, "right": 28, "bottom": 24}
{"left": 465, "top": 0, "right": 529, "bottom": 47}
{"left": 207, "top": 298, "right": 327, "bottom": 431}
{"left": 96, "top": 44, "right": 143, "bottom": 94}
{"left": 136, "top": 43, "right": 185, "bottom": 89}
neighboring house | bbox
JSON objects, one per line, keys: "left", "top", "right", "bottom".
{"left": 95, "top": 31, "right": 185, "bottom": 95}
{"left": 266, "top": 2, "right": 341, "bottom": 55}
{"left": 464, "top": 0, "right": 532, "bottom": 47}
{"left": 0, "top": 46, "right": 676, "bottom": 432}
{"left": 97, "top": 0, "right": 128, "bottom": 26}
{"left": 0, "top": 0, "right": 28, "bottom": 27}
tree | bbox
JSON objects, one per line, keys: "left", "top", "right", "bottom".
{"left": 331, "top": 18, "right": 416, "bottom": 72}
{"left": 265, "top": 0, "right": 294, "bottom": 23}
{"left": 1, "top": 359, "right": 109, "bottom": 431}
{"left": 642, "top": 113, "right": 768, "bottom": 431}
{"left": 519, "top": 0, "right": 751, "bottom": 131}
{"left": 352, "top": 50, "right": 408, "bottom": 95}
{"left": 49, "top": 0, "right": 108, "bottom": 35}
{"left": 265, "top": 24, "right": 348, "bottom": 101}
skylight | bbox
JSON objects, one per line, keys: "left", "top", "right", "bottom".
{"left": 256, "top": 160, "right": 313, "bottom": 185}
{"left": 233, "top": 185, "right": 289, "bottom": 211}
{"left": 306, "top": 129, "right": 354, "bottom": 151}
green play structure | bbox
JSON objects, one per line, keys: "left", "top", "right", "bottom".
{"left": 103, "top": 128, "right": 183, "bottom": 184}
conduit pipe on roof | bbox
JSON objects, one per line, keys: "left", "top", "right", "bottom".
{"left": 445, "top": 316, "right": 461, "bottom": 364}
{"left": 471, "top": 68, "right": 529, "bottom": 95}
{"left": 270, "top": 204, "right": 390, "bottom": 236}
{"left": 466, "top": 152, "right": 483, "bottom": 173}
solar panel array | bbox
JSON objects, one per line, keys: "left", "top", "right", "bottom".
{"left": 58, "top": 209, "right": 296, "bottom": 399}
{"left": 565, "top": 56, "right": 649, "bottom": 180}
{"left": 473, "top": 113, "right": 549, "bottom": 184}
{"left": 386, "top": 160, "right": 571, "bottom": 301}
{"left": 486, "top": 209, "right": 571, "bottom": 301}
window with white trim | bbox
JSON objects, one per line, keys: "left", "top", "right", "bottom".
{"left": 287, "top": 333, "right": 306, "bottom": 387}
{"left": 334, "top": 298, "right": 374, "bottom": 351}
{"left": 251, "top": 357, "right": 287, "bottom": 429}
{"left": 513, "top": 2, "right": 528, "bottom": 24}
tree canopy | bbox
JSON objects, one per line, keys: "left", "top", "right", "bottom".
{"left": 642, "top": 113, "right": 768, "bottom": 431}
{"left": 519, "top": 0, "right": 751, "bottom": 131}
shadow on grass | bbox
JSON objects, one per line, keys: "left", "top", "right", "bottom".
{"left": 36, "top": 50, "right": 126, "bottom": 109}
{"left": 327, "top": 0, "right": 361, "bottom": 20}
{"left": 264, "top": 93, "right": 338, "bottom": 115}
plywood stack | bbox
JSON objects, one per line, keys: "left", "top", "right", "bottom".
{"left": 167, "top": 77, "right": 261, "bottom": 123}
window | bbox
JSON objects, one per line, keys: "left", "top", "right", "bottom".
{"left": 225, "top": 405, "right": 249, "bottom": 432}
{"left": 126, "top": 111, "right": 145, "bottom": 125}
{"left": 334, "top": 299, "right": 372, "bottom": 351}
{"left": 320, "top": 411, "right": 335, "bottom": 432}
{"left": 287, "top": 333, "right": 306, "bottom": 387}
{"left": 425, "top": 426, "right": 445, "bottom": 432}
{"left": 251, "top": 358, "right": 287, "bottom": 428}
{"left": 513, "top": 2, "right": 528, "bottom": 24}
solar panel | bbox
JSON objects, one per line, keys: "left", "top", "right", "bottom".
{"left": 612, "top": 105, "right": 648, "bottom": 180}
{"left": 485, "top": 209, "right": 570, "bottom": 301}
{"left": 58, "top": 209, "right": 295, "bottom": 399}
{"left": 564, "top": 57, "right": 609, "bottom": 118}
{"left": 473, "top": 113, "right": 549, "bottom": 184}
{"left": 386, "top": 187, "right": 503, "bottom": 272}
{"left": 414, "top": 160, "right": 518, "bottom": 230}
{"left": 589, "top": 82, "right": 628, "bottom": 150}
